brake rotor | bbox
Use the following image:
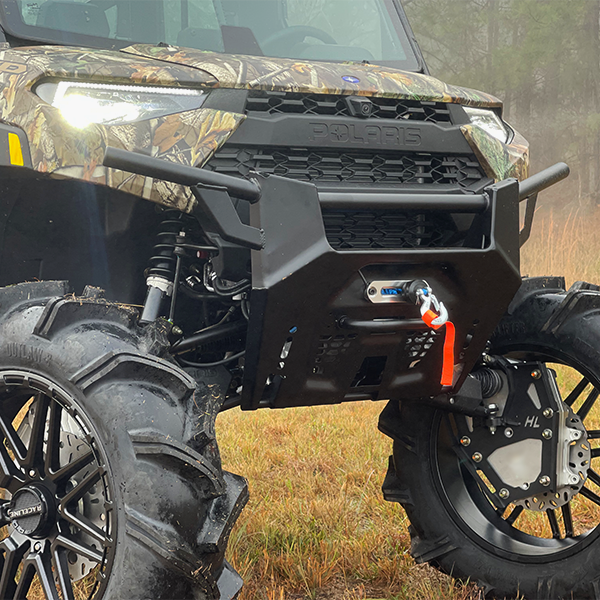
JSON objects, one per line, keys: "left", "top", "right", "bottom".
{"left": 515, "top": 403, "right": 590, "bottom": 512}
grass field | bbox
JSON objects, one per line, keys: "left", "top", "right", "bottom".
{"left": 217, "top": 209, "right": 600, "bottom": 600}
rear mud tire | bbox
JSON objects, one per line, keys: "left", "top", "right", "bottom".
{"left": 0, "top": 281, "right": 247, "bottom": 600}
{"left": 379, "top": 277, "right": 600, "bottom": 600}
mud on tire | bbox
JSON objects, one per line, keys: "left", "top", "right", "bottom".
{"left": 0, "top": 281, "right": 247, "bottom": 600}
{"left": 379, "top": 277, "right": 600, "bottom": 600}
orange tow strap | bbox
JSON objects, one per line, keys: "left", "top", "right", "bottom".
{"left": 421, "top": 309, "right": 456, "bottom": 387}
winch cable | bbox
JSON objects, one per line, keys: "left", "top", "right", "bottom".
{"left": 416, "top": 287, "right": 456, "bottom": 387}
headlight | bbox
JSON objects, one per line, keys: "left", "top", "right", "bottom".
{"left": 35, "top": 81, "right": 208, "bottom": 129}
{"left": 463, "top": 107, "right": 514, "bottom": 144}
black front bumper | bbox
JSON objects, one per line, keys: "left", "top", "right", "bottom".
{"left": 241, "top": 174, "right": 521, "bottom": 409}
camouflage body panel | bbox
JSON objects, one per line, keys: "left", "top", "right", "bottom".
{"left": 123, "top": 44, "right": 502, "bottom": 107}
{"left": 0, "top": 46, "right": 243, "bottom": 212}
{"left": 0, "top": 43, "right": 527, "bottom": 211}
{"left": 461, "top": 125, "right": 529, "bottom": 182}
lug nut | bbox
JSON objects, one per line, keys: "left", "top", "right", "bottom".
{"left": 539, "top": 475, "right": 551, "bottom": 486}
{"left": 499, "top": 488, "right": 510, "bottom": 499}
{"left": 472, "top": 452, "right": 483, "bottom": 463}
{"left": 33, "top": 542, "right": 41, "bottom": 552}
{"left": 542, "top": 429, "right": 553, "bottom": 440}
{"left": 504, "top": 427, "right": 514, "bottom": 438}
{"left": 531, "top": 369, "right": 542, "bottom": 379}
{"left": 460, "top": 436, "right": 471, "bottom": 447}
{"left": 543, "top": 408, "right": 554, "bottom": 419}
{"left": 28, "top": 470, "right": 35, "bottom": 478}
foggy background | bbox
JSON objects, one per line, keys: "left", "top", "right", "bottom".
{"left": 403, "top": 0, "right": 596, "bottom": 213}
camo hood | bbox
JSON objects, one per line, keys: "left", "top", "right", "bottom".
{"left": 122, "top": 44, "right": 502, "bottom": 108}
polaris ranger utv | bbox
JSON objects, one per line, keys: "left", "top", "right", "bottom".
{"left": 0, "top": 1, "right": 592, "bottom": 599}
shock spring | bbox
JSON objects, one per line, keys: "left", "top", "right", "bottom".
{"left": 141, "top": 211, "right": 189, "bottom": 324}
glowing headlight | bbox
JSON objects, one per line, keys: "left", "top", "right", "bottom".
{"left": 35, "top": 81, "right": 208, "bottom": 129}
{"left": 463, "top": 107, "right": 514, "bottom": 144}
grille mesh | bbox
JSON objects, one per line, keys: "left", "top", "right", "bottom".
{"left": 206, "top": 146, "right": 485, "bottom": 187}
{"left": 246, "top": 90, "right": 452, "bottom": 123}
{"left": 322, "top": 210, "right": 463, "bottom": 250}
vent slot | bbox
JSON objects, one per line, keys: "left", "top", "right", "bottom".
{"left": 351, "top": 356, "right": 388, "bottom": 387}
{"left": 206, "top": 146, "right": 486, "bottom": 188}
{"left": 246, "top": 90, "right": 452, "bottom": 123}
{"left": 322, "top": 210, "right": 467, "bottom": 250}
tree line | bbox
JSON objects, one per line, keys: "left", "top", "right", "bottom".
{"left": 403, "top": 0, "right": 600, "bottom": 209}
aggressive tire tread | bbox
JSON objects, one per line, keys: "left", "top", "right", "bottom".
{"left": 130, "top": 431, "right": 225, "bottom": 496}
{"left": 0, "top": 283, "right": 247, "bottom": 599}
{"left": 197, "top": 472, "right": 249, "bottom": 553}
{"left": 216, "top": 561, "right": 244, "bottom": 600}
{"left": 70, "top": 351, "right": 196, "bottom": 393}
{"left": 33, "top": 296, "right": 138, "bottom": 339}
{"left": 410, "top": 533, "right": 457, "bottom": 563}
{"left": 381, "top": 456, "right": 413, "bottom": 505}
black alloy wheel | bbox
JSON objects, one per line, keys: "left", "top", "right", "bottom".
{"left": 379, "top": 277, "right": 600, "bottom": 599}
{"left": 0, "top": 373, "right": 115, "bottom": 598}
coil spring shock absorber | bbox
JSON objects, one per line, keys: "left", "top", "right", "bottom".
{"left": 140, "top": 211, "right": 187, "bottom": 324}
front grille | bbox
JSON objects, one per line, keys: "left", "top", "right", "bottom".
{"left": 206, "top": 146, "right": 485, "bottom": 188}
{"left": 246, "top": 90, "right": 452, "bottom": 123}
{"left": 322, "top": 210, "right": 464, "bottom": 250}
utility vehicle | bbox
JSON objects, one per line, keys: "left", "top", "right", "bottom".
{"left": 0, "top": 1, "right": 593, "bottom": 599}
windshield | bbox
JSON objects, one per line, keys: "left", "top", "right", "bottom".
{"left": 0, "top": 0, "right": 420, "bottom": 70}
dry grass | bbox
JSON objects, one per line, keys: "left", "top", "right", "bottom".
{"left": 520, "top": 208, "right": 600, "bottom": 285}
{"left": 216, "top": 210, "right": 600, "bottom": 600}
{"left": 217, "top": 403, "right": 480, "bottom": 600}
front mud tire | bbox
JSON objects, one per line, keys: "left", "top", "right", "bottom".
{"left": 379, "top": 277, "right": 600, "bottom": 600}
{"left": 0, "top": 281, "right": 247, "bottom": 600}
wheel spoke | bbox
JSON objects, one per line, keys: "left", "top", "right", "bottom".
{"left": 588, "top": 430, "right": 600, "bottom": 439}
{"left": 0, "top": 438, "right": 24, "bottom": 491}
{"left": 587, "top": 468, "right": 600, "bottom": 488}
{"left": 0, "top": 538, "right": 27, "bottom": 600}
{"left": 13, "top": 560, "right": 35, "bottom": 600}
{"left": 61, "top": 509, "right": 110, "bottom": 546}
{"left": 60, "top": 466, "right": 102, "bottom": 505}
{"left": 44, "top": 400, "right": 62, "bottom": 477}
{"left": 546, "top": 509, "right": 561, "bottom": 539}
{"left": 52, "top": 547, "right": 75, "bottom": 600}
{"left": 566, "top": 376, "right": 590, "bottom": 406}
{"left": 22, "top": 394, "right": 49, "bottom": 473}
{"left": 592, "top": 448, "right": 600, "bottom": 460}
{"left": 0, "top": 415, "right": 26, "bottom": 465}
{"left": 562, "top": 503, "right": 574, "bottom": 538}
{"left": 580, "top": 486, "right": 600, "bottom": 507}
{"left": 578, "top": 388, "right": 600, "bottom": 421}
{"left": 49, "top": 448, "right": 94, "bottom": 484}
{"left": 29, "top": 550, "right": 60, "bottom": 600}
{"left": 504, "top": 505, "right": 524, "bottom": 526}
{"left": 54, "top": 533, "right": 103, "bottom": 563}
{"left": 59, "top": 467, "right": 111, "bottom": 545}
